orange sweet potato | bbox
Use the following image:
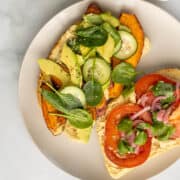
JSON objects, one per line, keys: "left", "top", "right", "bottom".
{"left": 41, "top": 96, "right": 66, "bottom": 136}
{"left": 119, "top": 13, "right": 144, "bottom": 67}
{"left": 109, "top": 83, "right": 123, "bottom": 99}
{"left": 85, "top": 3, "right": 102, "bottom": 14}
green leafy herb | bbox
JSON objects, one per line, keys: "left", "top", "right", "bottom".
{"left": 83, "top": 80, "right": 103, "bottom": 106}
{"left": 42, "top": 89, "right": 93, "bottom": 129}
{"left": 136, "top": 122, "right": 152, "bottom": 130}
{"left": 117, "top": 118, "right": 133, "bottom": 133}
{"left": 134, "top": 131, "right": 147, "bottom": 146}
{"left": 122, "top": 84, "right": 135, "bottom": 97}
{"left": 151, "top": 81, "right": 174, "bottom": 97}
{"left": 118, "top": 140, "right": 134, "bottom": 155}
{"left": 83, "top": 14, "right": 103, "bottom": 25}
{"left": 160, "top": 96, "right": 175, "bottom": 109}
{"left": 152, "top": 121, "right": 175, "bottom": 140}
{"left": 111, "top": 62, "right": 137, "bottom": 85}
{"left": 152, "top": 112, "right": 158, "bottom": 122}
{"left": 67, "top": 38, "right": 81, "bottom": 54}
{"left": 76, "top": 26, "right": 108, "bottom": 47}
{"left": 45, "top": 82, "right": 82, "bottom": 110}
{"left": 102, "top": 22, "right": 120, "bottom": 44}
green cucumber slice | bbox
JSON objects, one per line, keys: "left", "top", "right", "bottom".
{"left": 115, "top": 31, "right": 137, "bottom": 60}
{"left": 61, "top": 86, "right": 86, "bottom": 107}
{"left": 83, "top": 58, "right": 111, "bottom": 85}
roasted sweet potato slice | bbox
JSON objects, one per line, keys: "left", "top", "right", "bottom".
{"left": 41, "top": 96, "right": 66, "bottom": 136}
{"left": 109, "top": 83, "right": 123, "bottom": 99}
{"left": 85, "top": 3, "right": 102, "bottom": 14}
{"left": 120, "top": 13, "right": 144, "bottom": 67}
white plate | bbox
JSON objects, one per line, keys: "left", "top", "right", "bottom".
{"left": 19, "top": 0, "right": 180, "bottom": 179}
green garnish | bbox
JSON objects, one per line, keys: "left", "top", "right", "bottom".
{"left": 111, "top": 62, "right": 137, "bottom": 85}
{"left": 117, "top": 118, "right": 133, "bottom": 133}
{"left": 83, "top": 80, "right": 103, "bottom": 106}
{"left": 67, "top": 38, "right": 81, "bottom": 54}
{"left": 118, "top": 140, "right": 134, "bottom": 155}
{"left": 151, "top": 81, "right": 174, "bottom": 97}
{"left": 76, "top": 26, "right": 108, "bottom": 47}
{"left": 152, "top": 121, "right": 175, "bottom": 141}
{"left": 136, "top": 122, "right": 152, "bottom": 130}
{"left": 134, "top": 131, "right": 147, "bottom": 146}
{"left": 41, "top": 89, "right": 93, "bottom": 129}
{"left": 45, "top": 82, "right": 82, "bottom": 110}
{"left": 160, "top": 96, "right": 175, "bottom": 109}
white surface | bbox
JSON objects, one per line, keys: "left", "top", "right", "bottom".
{"left": 0, "top": 0, "right": 179, "bottom": 180}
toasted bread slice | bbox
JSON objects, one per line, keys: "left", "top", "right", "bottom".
{"left": 96, "top": 68, "right": 180, "bottom": 179}
{"left": 37, "top": 3, "right": 151, "bottom": 139}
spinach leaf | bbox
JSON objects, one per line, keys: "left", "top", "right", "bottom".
{"left": 136, "top": 122, "right": 152, "bottom": 130}
{"left": 45, "top": 82, "right": 82, "bottom": 110}
{"left": 67, "top": 38, "right": 80, "bottom": 54}
{"left": 42, "top": 89, "right": 93, "bottom": 129}
{"left": 83, "top": 80, "right": 103, "bottom": 106}
{"left": 151, "top": 81, "right": 174, "bottom": 97}
{"left": 76, "top": 26, "right": 108, "bottom": 47}
{"left": 117, "top": 118, "right": 133, "bottom": 133}
{"left": 111, "top": 62, "right": 136, "bottom": 85}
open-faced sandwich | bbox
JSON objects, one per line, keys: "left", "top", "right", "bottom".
{"left": 37, "top": 3, "right": 150, "bottom": 143}
{"left": 96, "top": 68, "right": 180, "bottom": 179}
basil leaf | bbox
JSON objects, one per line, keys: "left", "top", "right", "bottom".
{"left": 117, "top": 118, "right": 133, "bottom": 133}
{"left": 160, "top": 95, "right": 175, "bottom": 109}
{"left": 67, "top": 109, "right": 93, "bottom": 129}
{"left": 151, "top": 81, "right": 174, "bottom": 97}
{"left": 157, "top": 125, "right": 175, "bottom": 141}
{"left": 134, "top": 131, "right": 147, "bottom": 145}
{"left": 83, "top": 80, "right": 103, "bottom": 106}
{"left": 111, "top": 62, "right": 136, "bottom": 85}
{"left": 67, "top": 38, "right": 80, "bottom": 54}
{"left": 118, "top": 140, "right": 134, "bottom": 155}
{"left": 76, "top": 26, "right": 108, "bottom": 47}
{"left": 58, "top": 93, "right": 83, "bottom": 110}
{"left": 83, "top": 14, "right": 103, "bottom": 25}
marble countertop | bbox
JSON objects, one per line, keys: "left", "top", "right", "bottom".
{"left": 0, "top": 0, "right": 179, "bottom": 180}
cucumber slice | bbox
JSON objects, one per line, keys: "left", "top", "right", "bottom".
{"left": 115, "top": 31, "right": 137, "bottom": 60}
{"left": 83, "top": 58, "right": 111, "bottom": 85}
{"left": 113, "top": 40, "right": 122, "bottom": 54}
{"left": 61, "top": 86, "right": 86, "bottom": 107}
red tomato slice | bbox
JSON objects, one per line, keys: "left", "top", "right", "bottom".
{"left": 104, "top": 104, "right": 152, "bottom": 168}
{"left": 135, "top": 74, "right": 176, "bottom": 99}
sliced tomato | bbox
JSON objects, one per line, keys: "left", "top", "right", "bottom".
{"left": 104, "top": 104, "right": 152, "bottom": 168}
{"left": 135, "top": 74, "right": 176, "bottom": 99}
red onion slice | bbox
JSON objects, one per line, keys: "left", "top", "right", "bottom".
{"left": 137, "top": 94, "right": 149, "bottom": 107}
{"left": 157, "top": 110, "right": 166, "bottom": 122}
{"left": 131, "top": 106, "right": 151, "bottom": 120}
{"left": 163, "top": 106, "right": 173, "bottom": 123}
{"left": 132, "top": 119, "right": 144, "bottom": 127}
{"left": 151, "top": 96, "right": 166, "bottom": 111}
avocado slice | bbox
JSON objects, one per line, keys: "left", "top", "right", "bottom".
{"left": 100, "top": 13, "right": 120, "bottom": 27}
{"left": 61, "top": 44, "right": 82, "bottom": 87}
{"left": 38, "top": 59, "right": 70, "bottom": 86}
{"left": 97, "top": 35, "right": 115, "bottom": 63}
{"left": 65, "top": 121, "right": 92, "bottom": 143}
